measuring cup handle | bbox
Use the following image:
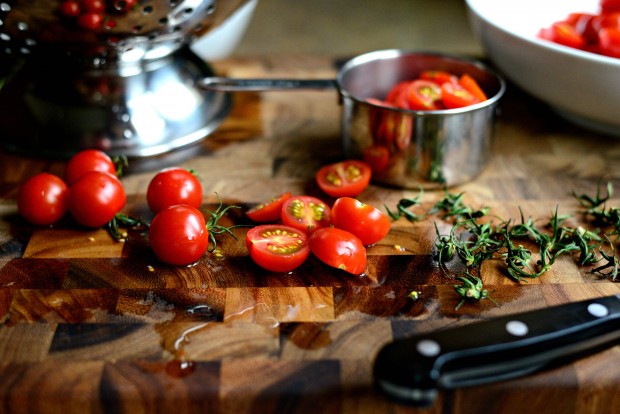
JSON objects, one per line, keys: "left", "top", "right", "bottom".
{"left": 198, "top": 77, "right": 337, "bottom": 91}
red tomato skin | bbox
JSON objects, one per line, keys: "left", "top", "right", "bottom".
{"left": 246, "top": 224, "right": 310, "bottom": 272}
{"left": 68, "top": 171, "right": 126, "bottom": 228}
{"left": 246, "top": 192, "right": 292, "bottom": 223}
{"left": 309, "top": 227, "right": 367, "bottom": 275}
{"left": 17, "top": 173, "right": 69, "bottom": 226}
{"left": 598, "top": 27, "right": 620, "bottom": 57}
{"left": 146, "top": 168, "right": 203, "bottom": 214}
{"left": 331, "top": 197, "right": 391, "bottom": 246}
{"left": 64, "top": 149, "right": 116, "bottom": 185}
{"left": 315, "top": 160, "right": 372, "bottom": 198}
{"left": 77, "top": 12, "right": 104, "bottom": 30}
{"left": 281, "top": 195, "right": 332, "bottom": 233}
{"left": 149, "top": 205, "right": 209, "bottom": 266}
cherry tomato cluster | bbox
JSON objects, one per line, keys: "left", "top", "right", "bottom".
{"left": 245, "top": 186, "right": 391, "bottom": 275}
{"left": 58, "top": 0, "right": 137, "bottom": 30}
{"left": 17, "top": 149, "right": 125, "bottom": 229}
{"left": 538, "top": 0, "right": 620, "bottom": 58}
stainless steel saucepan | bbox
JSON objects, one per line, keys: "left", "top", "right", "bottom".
{"left": 200, "top": 49, "right": 506, "bottom": 188}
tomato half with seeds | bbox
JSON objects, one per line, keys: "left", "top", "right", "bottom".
{"left": 315, "top": 160, "right": 371, "bottom": 198}
{"left": 246, "top": 192, "right": 291, "bottom": 223}
{"left": 331, "top": 197, "right": 391, "bottom": 246}
{"left": 246, "top": 224, "right": 310, "bottom": 272}
{"left": 147, "top": 168, "right": 203, "bottom": 214}
{"left": 281, "top": 195, "right": 331, "bottom": 233}
{"left": 309, "top": 227, "right": 367, "bottom": 275}
{"left": 64, "top": 149, "right": 117, "bottom": 185}
{"left": 17, "top": 173, "right": 69, "bottom": 226}
{"left": 406, "top": 80, "right": 441, "bottom": 110}
{"left": 68, "top": 171, "right": 126, "bottom": 228}
{"left": 440, "top": 82, "right": 480, "bottom": 109}
{"left": 149, "top": 204, "right": 209, "bottom": 266}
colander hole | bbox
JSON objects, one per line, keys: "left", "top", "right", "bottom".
{"left": 19, "top": 47, "right": 29, "bottom": 54}
{"left": 132, "top": 25, "right": 142, "bottom": 33}
{"left": 159, "top": 17, "right": 168, "bottom": 25}
{"left": 25, "top": 39, "right": 35, "bottom": 46}
{"left": 183, "top": 8, "right": 193, "bottom": 15}
{"left": 16, "top": 22, "right": 28, "bottom": 31}
{"left": 0, "top": 3, "right": 10, "bottom": 12}
{"left": 0, "top": 33, "right": 9, "bottom": 41}
{"left": 206, "top": 4, "right": 215, "bottom": 14}
{"left": 143, "top": 5, "right": 153, "bottom": 14}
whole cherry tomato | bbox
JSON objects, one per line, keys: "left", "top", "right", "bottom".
{"left": 315, "top": 160, "right": 372, "bottom": 198}
{"left": 331, "top": 197, "right": 391, "bottom": 246}
{"left": 68, "top": 171, "right": 126, "bottom": 228}
{"left": 149, "top": 204, "right": 209, "bottom": 265}
{"left": 17, "top": 173, "right": 69, "bottom": 226}
{"left": 77, "top": 12, "right": 104, "bottom": 30}
{"left": 80, "top": 0, "right": 105, "bottom": 13}
{"left": 246, "top": 224, "right": 310, "bottom": 272}
{"left": 308, "top": 227, "right": 367, "bottom": 275}
{"left": 146, "top": 168, "right": 203, "bottom": 214}
{"left": 64, "top": 149, "right": 117, "bottom": 185}
{"left": 59, "top": 0, "right": 81, "bottom": 17}
{"left": 281, "top": 195, "right": 331, "bottom": 233}
{"left": 246, "top": 192, "right": 291, "bottom": 223}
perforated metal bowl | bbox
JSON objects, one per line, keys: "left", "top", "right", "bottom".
{"left": 0, "top": 0, "right": 251, "bottom": 158}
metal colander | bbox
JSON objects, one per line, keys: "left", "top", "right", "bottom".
{"left": 0, "top": 0, "right": 251, "bottom": 158}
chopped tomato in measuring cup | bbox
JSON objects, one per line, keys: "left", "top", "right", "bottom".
{"left": 367, "top": 69, "right": 488, "bottom": 111}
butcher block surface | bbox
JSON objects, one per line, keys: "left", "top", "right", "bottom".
{"left": 1, "top": 55, "right": 619, "bottom": 413}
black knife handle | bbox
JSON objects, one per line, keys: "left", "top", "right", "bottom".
{"left": 373, "top": 294, "right": 620, "bottom": 406}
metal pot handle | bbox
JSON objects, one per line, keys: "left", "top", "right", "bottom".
{"left": 198, "top": 77, "right": 337, "bottom": 91}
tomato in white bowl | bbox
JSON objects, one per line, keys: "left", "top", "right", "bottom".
{"left": 466, "top": 0, "right": 620, "bottom": 136}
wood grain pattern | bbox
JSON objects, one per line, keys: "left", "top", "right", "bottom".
{"left": 0, "top": 55, "right": 619, "bottom": 413}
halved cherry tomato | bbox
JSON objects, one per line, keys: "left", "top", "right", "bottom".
{"left": 331, "top": 197, "right": 391, "bottom": 246}
{"left": 601, "top": 0, "right": 620, "bottom": 14}
{"left": 17, "top": 173, "right": 69, "bottom": 226}
{"left": 440, "top": 82, "right": 480, "bottom": 109}
{"left": 598, "top": 27, "right": 620, "bottom": 57}
{"left": 420, "top": 70, "right": 458, "bottom": 85}
{"left": 308, "top": 227, "right": 367, "bottom": 275}
{"left": 385, "top": 81, "right": 411, "bottom": 108}
{"left": 405, "top": 80, "right": 441, "bottom": 110}
{"left": 64, "top": 149, "right": 117, "bottom": 185}
{"left": 246, "top": 192, "right": 291, "bottom": 223}
{"left": 146, "top": 168, "right": 203, "bottom": 214}
{"left": 538, "top": 22, "right": 586, "bottom": 49}
{"left": 281, "top": 195, "right": 331, "bottom": 233}
{"left": 246, "top": 224, "right": 310, "bottom": 272}
{"left": 315, "top": 160, "right": 371, "bottom": 198}
{"left": 149, "top": 204, "right": 209, "bottom": 265}
{"left": 458, "top": 74, "right": 487, "bottom": 102}
{"left": 68, "top": 171, "right": 126, "bottom": 228}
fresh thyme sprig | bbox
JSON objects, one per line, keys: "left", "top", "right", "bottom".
{"left": 390, "top": 181, "right": 620, "bottom": 309}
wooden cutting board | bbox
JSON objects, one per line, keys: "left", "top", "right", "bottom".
{"left": 0, "top": 55, "right": 619, "bottom": 414}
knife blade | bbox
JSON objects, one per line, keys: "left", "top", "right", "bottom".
{"left": 373, "top": 294, "right": 620, "bottom": 406}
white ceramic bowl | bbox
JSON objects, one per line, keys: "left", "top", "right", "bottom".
{"left": 466, "top": 0, "right": 620, "bottom": 136}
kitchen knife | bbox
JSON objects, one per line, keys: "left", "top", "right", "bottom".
{"left": 373, "top": 294, "right": 620, "bottom": 406}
